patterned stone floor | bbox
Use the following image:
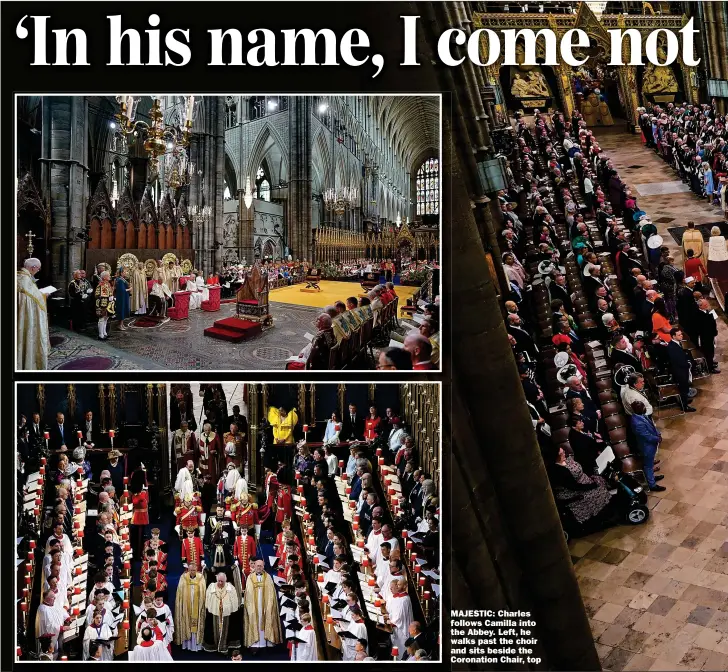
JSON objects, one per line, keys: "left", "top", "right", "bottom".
{"left": 569, "top": 129, "right": 728, "bottom": 672}
{"left": 47, "top": 301, "right": 319, "bottom": 370}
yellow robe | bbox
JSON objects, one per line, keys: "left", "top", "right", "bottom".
{"left": 17, "top": 268, "right": 49, "bottom": 370}
{"left": 243, "top": 572, "right": 282, "bottom": 647}
{"left": 267, "top": 408, "right": 298, "bottom": 444}
{"left": 174, "top": 572, "right": 206, "bottom": 645}
{"left": 130, "top": 266, "right": 148, "bottom": 313}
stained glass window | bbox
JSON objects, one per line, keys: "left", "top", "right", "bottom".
{"left": 416, "top": 157, "right": 439, "bottom": 216}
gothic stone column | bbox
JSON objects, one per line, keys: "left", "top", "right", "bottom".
{"left": 42, "top": 96, "right": 89, "bottom": 295}
{"left": 288, "top": 97, "right": 312, "bottom": 261}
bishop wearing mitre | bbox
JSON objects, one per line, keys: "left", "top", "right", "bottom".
{"left": 174, "top": 562, "right": 207, "bottom": 652}
{"left": 244, "top": 558, "right": 283, "bottom": 649}
{"left": 17, "top": 258, "right": 50, "bottom": 370}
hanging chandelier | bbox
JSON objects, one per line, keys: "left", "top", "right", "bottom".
{"left": 324, "top": 185, "right": 358, "bottom": 215}
{"left": 164, "top": 145, "right": 195, "bottom": 190}
{"left": 112, "top": 95, "right": 197, "bottom": 174}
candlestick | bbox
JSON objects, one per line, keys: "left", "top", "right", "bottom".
{"left": 391, "top": 647, "right": 399, "bottom": 659}
{"left": 39, "top": 467, "right": 45, "bottom": 476}
{"left": 43, "top": 432, "right": 49, "bottom": 440}
{"left": 29, "top": 539, "right": 36, "bottom": 549}
{"left": 123, "top": 476, "right": 129, "bottom": 485}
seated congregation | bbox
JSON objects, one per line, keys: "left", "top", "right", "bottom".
{"left": 501, "top": 107, "right": 723, "bottom": 533}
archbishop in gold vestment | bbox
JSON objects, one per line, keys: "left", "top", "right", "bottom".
{"left": 17, "top": 268, "right": 49, "bottom": 370}
{"left": 174, "top": 569, "right": 207, "bottom": 651}
{"left": 243, "top": 571, "right": 282, "bottom": 647}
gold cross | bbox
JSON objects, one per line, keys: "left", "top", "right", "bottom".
{"left": 25, "top": 231, "right": 36, "bottom": 256}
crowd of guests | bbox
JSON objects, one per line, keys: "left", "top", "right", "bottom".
{"left": 501, "top": 107, "right": 723, "bottom": 528}
{"left": 638, "top": 101, "right": 728, "bottom": 212}
{"left": 18, "top": 396, "right": 440, "bottom": 661}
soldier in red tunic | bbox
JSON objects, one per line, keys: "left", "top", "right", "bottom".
{"left": 181, "top": 528, "right": 204, "bottom": 570}
{"left": 233, "top": 527, "right": 256, "bottom": 579}
{"left": 130, "top": 486, "right": 150, "bottom": 560}
{"left": 174, "top": 492, "right": 202, "bottom": 537}
{"left": 234, "top": 493, "right": 259, "bottom": 536}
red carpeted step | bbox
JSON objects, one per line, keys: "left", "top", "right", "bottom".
{"left": 204, "top": 326, "right": 248, "bottom": 343}
{"left": 203, "top": 317, "right": 262, "bottom": 342}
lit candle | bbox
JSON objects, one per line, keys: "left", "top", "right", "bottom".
{"left": 16, "top": 647, "right": 21, "bottom": 657}
{"left": 353, "top": 522, "right": 359, "bottom": 531}
{"left": 423, "top": 591, "right": 431, "bottom": 600}
{"left": 25, "top": 563, "right": 32, "bottom": 573}
{"left": 72, "top": 607, "right": 80, "bottom": 616}
{"left": 376, "top": 447, "right": 382, "bottom": 456}
{"left": 419, "top": 577, "right": 426, "bottom": 586}
{"left": 74, "top": 521, "right": 80, "bottom": 529}
{"left": 123, "top": 600, "right": 129, "bottom": 609}
{"left": 77, "top": 466, "right": 83, "bottom": 474}
{"left": 22, "top": 588, "right": 29, "bottom": 598}
{"left": 303, "top": 425, "right": 309, "bottom": 433}
{"left": 322, "top": 595, "right": 329, "bottom": 604}
{"left": 357, "top": 540, "right": 365, "bottom": 548}
{"left": 75, "top": 567, "right": 82, "bottom": 576}
{"left": 303, "top": 513, "right": 310, "bottom": 521}
{"left": 27, "top": 551, "right": 34, "bottom": 561}
{"left": 76, "top": 548, "right": 83, "bottom": 556}
{"left": 75, "top": 493, "right": 82, "bottom": 501}
{"left": 406, "top": 541, "right": 413, "bottom": 550}
{"left": 297, "top": 485, "right": 304, "bottom": 494}
{"left": 29, "top": 539, "right": 36, "bottom": 549}
{"left": 20, "top": 603, "right": 29, "bottom": 612}
{"left": 123, "top": 490, "right": 129, "bottom": 498}
{"left": 33, "top": 508, "right": 39, "bottom": 516}
{"left": 391, "top": 647, "right": 399, "bottom": 658}
{"left": 124, "top": 544, "right": 131, "bottom": 552}
{"left": 385, "top": 477, "right": 391, "bottom": 485}
{"left": 77, "top": 531, "right": 84, "bottom": 539}
{"left": 39, "top": 467, "right": 45, "bottom": 476}
{"left": 341, "top": 473, "right": 347, "bottom": 482}
{"left": 318, "top": 572, "right": 324, "bottom": 583}
{"left": 43, "top": 432, "right": 49, "bottom": 440}
{"left": 411, "top": 553, "right": 418, "bottom": 563}
{"left": 353, "top": 514, "right": 360, "bottom": 523}
{"left": 313, "top": 556, "right": 320, "bottom": 565}
{"left": 414, "top": 565, "right": 422, "bottom": 574}
{"left": 77, "top": 431, "right": 82, "bottom": 438}
{"left": 300, "top": 498, "right": 307, "bottom": 507}
{"left": 40, "top": 457, "right": 47, "bottom": 466}
{"left": 37, "top": 478, "right": 44, "bottom": 486}
{"left": 123, "top": 580, "right": 130, "bottom": 589}
{"left": 401, "top": 530, "right": 408, "bottom": 539}
{"left": 349, "top": 501, "right": 356, "bottom": 509}
{"left": 345, "top": 486, "right": 352, "bottom": 495}
{"left": 61, "top": 655, "right": 68, "bottom": 661}
{"left": 122, "top": 620, "right": 130, "bottom": 630}
{"left": 338, "top": 460, "right": 344, "bottom": 469}
{"left": 76, "top": 480, "right": 82, "bottom": 488}
{"left": 368, "top": 577, "right": 376, "bottom": 587}
{"left": 374, "top": 598, "right": 382, "bottom": 608}
{"left": 124, "top": 561, "right": 131, "bottom": 570}
{"left": 109, "top": 430, "right": 115, "bottom": 438}
{"left": 74, "top": 587, "right": 80, "bottom": 595}
{"left": 123, "top": 476, "right": 129, "bottom": 485}
{"left": 74, "top": 507, "right": 81, "bottom": 515}
{"left": 295, "top": 471, "right": 301, "bottom": 480}
{"left": 378, "top": 457, "right": 384, "bottom": 466}
{"left": 362, "top": 558, "right": 369, "bottom": 567}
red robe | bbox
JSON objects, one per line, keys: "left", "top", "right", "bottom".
{"left": 140, "top": 572, "right": 167, "bottom": 593}
{"left": 275, "top": 485, "right": 293, "bottom": 523}
{"left": 198, "top": 431, "right": 221, "bottom": 481}
{"left": 275, "top": 534, "right": 301, "bottom": 557}
{"left": 364, "top": 416, "right": 381, "bottom": 440}
{"left": 131, "top": 491, "right": 149, "bottom": 525}
{"left": 233, "top": 534, "right": 256, "bottom": 578}
{"left": 181, "top": 537, "right": 204, "bottom": 568}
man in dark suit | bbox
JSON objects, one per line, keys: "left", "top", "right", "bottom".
{"left": 28, "top": 412, "right": 44, "bottom": 446}
{"left": 666, "top": 328, "right": 696, "bottom": 412}
{"left": 226, "top": 406, "right": 248, "bottom": 438}
{"left": 404, "top": 622, "right": 434, "bottom": 659}
{"left": 548, "top": 273, "right": 573, "bottom": 315}
{"left": 49, "top": 411, "right": 69, "bottom": 452}
{"left": 77, "top": 409, "right": 102, "bottom": 446}
{"left": 610, "top": 334, "right": 643, "bottom": 374}
{"left": 676, "top": 278, "right": 699, "bottom": 344}
{"left": 695, "top": 298, "right": 720, "bottom": 373}
{"left": 506, "top": 314, "right": 539, "bottom": 361}
{"left": 340, "top": 403, "right": 364, "bottom": 442}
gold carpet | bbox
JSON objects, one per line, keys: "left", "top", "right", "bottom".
{"left": 269, "top": 280, "right": 420, "bottom": 309}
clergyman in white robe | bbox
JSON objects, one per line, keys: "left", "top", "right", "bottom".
{"left": 386, "top": 582, "right": 414, "bottom": 660}
{"left": 17, "top": 260, "right": 50, "bottom": 370}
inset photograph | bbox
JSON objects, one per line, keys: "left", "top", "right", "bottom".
{"left": 16, "top": 95, "right": 441, "bottom": 372}
{"left": 16, "top": 382, "right": 441, "bottom": 661}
